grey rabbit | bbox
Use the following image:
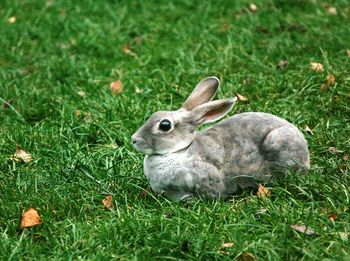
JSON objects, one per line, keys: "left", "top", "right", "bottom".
{"left": 131, "top": 77, "right": 310, "bottom": 201}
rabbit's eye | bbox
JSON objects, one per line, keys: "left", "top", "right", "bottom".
{"left": 159, "top": 119, "right": 172, "bottom": 132}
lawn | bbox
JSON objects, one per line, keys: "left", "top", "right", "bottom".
{"left": 0, "top": 0, "right": 349, "bottom": 259}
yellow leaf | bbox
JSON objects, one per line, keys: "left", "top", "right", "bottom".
{"left": 290, "top": 224, "right": 316, "bottom": 235}
{"left": 8, "top": 16, "right": 16, "bottom": 24}
{"left": 110, "top": 80, "right": 123, "bottom": 94}
{"left": 310, "top": 62, "right": 324, "bottom": 72}
{"left": 236, "top": 93, "right": 248, "bottom": 102}
{"left": 257, "top": 184, "right": 271, "bottom": 198}
{"left": 102, "top": 195, "right": 113, "bottom": 210}
{"left": 20, "top": 208, "right": 40, "bottom": 228}
{"left": 304, "top": 125, "right": 313, "bottom": 135}
{"left": 12, "top": 145, "right": 32, "bottom": 163}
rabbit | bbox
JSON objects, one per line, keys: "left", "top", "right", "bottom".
{"left": 131, "top": 76, "right": 310, "bottom": 201}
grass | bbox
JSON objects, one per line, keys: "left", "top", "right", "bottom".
{"left": 0, "top": 0, "right": 350, "bottom": 259}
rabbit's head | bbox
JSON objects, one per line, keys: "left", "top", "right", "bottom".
{"left": 131, "top": 77, "right": 237, "bottom": 155}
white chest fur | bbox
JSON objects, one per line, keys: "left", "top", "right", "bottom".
{"left": 143, "top": 150, "right": 194, "bottom": 201}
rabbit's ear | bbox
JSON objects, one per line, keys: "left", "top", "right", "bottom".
{"left": 189, "top": 97, "right": 237, "bottom": 125}
{"left": 181, "top": 76, "right": 220, "bottom": 111}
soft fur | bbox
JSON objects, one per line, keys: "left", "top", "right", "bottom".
{"left": 131, "top": 77, "right": 309, "bottom": 201}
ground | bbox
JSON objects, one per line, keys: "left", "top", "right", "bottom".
{"left": 0, "top": 0, "right": 349, "bottom": 260}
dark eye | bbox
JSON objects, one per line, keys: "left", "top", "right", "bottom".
{"left": 159, "top": 119, "right": 172, "bottom": 132}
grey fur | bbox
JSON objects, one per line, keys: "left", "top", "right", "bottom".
{"left": 131, "top": 77, "right": 310, "bottom": 201}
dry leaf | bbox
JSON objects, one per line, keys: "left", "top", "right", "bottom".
{"left": 326, "top": 74, "right": 336, "bottom": 86}
{"left": 110, "top": 80, "right": 123, "bottom": 94}
{"left": 102, "top": 195, "right": 113, "bottom": 210}
{"left": 77, "top": 91, "right": 86, "bottom": 97}
{"left": 277, "top": 60, "right": 288, "bottom": 69}
{"left": 220, "top": 22, "right": 230, "bottom": 33}
{"left": 237, "top": 252, "right": 258, "bottom": 261}
{"left": 20, "top": 208, "right": 40, "bottom": 228}
{"left": 310, "top": 62, "right": 324, "bottom": 72}
{"left": 304, "top": 125, "right": 313, "bottom": 135}
{"left": 328, "top": 147, "right": 343, "bottom": 154}
{"left": 236, "top": 93, "right": 248, "bottom": 102}
{"left": 12, "top": 145, "right": 32, "bottom": 163}
{"left": 257, "top": 184, "right": 271, "bottom": 198}
{"left": 339, "top": 232, "right": 349, "bottom": 242}
{"left": 329, "top": 213, "right": 337, "bottom": 222}
{"left": 249, "top": 4, "right": 257, "bottom": 12}
{"left": 221, "top": 242, "right": 234, "bottom": 248}
{"left": 123, "top": 44, "right": 137, "bottom": 57}
{"left": 135, "top": 87, "right": 143, "bottom": 94}
{"left": 8, "top": 16, "right": 16, "bottom": 24}
{"left": 347, "top": 50, "right": 350, "bottom": 57}
{"left": 327, "top": 6, "right": 337, "bottom": 15}
{"left": 290, "top": 224, "right": 316, "bottom": 235}
{"left": 343, "top": 154, "right": 349, "bottom": 161}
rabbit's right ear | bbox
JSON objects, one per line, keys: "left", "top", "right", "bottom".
{"left": 181, "top": 76, "right": 220, "bottom": 111}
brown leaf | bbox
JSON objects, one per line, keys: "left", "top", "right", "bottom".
{"left": 110, "top": 80, "right": 123, "bottom": 94}
{"left": 277, "top": 60, "right": 288, "bottom": 69}
{"left": 8, "top": 16, "right": 16, "bottom": 24}
{"left": 326, "top": 74, "right": 336, "bottom": 86}
{"left": 343, "top": 154, "right": 349, "bottom": 161}
{"left": 236, "top": 93, "right": 248, "bottom": 102}
{"left": 290, "top": 224, "right": 316, "bottom": 235}
{"left": 237, "top": 252, "right": 258, "bottom": 261}
{"left": 123, "top": 44, "right": 137, "bottom": 57}
{"left": 310, "top": 62, "right": 324, "bottom": 72}
{"left": 304, "top": 125, "right": 313, "bottom": 135}
{"left": 12, "top": 145, "right": 32, "bottom": 163}
{"left": 248, "top": 4, "right": 257, "bottom": 12}
{"left": 102, "top": 195, "right": 113, "bottom": 210}
{"left": 328, "top": 147, "right": 343, "bottom": 154}
{"left": 20, "top": 208, "right": 40, "bottom": 228}
{"left": 329, "top": 213, "right": 337, "bottom": 222}
{"left": 257, "top": 184, "right": 271, "bottom": 198}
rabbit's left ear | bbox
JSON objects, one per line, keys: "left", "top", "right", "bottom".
{"left": 188, "top": 97, "right": 237, "bottom": 125}
{"left": 181, "top": 76, "right": 220, "bottom": 111}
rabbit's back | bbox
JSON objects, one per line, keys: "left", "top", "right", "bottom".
{"left": 190, "top": 112, "right": 308, "bottom": 194}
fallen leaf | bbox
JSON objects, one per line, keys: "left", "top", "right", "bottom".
{"left": 77, "top": 90, "right": 86, "bottom": 97}
{"left": 327, "top": 6, "right": 337, "bottom": 15}
{"left": 320, "top": 84, "right": 329, "bottom": 92}
{"left": 290, "top": 224, "right": 316, "bottom": 235}
{"left": 304, "top": 125, "right": 313, "bottom": 135}
{"left": 236, "top": 93, "right": 248, "bottom": 102}
{"left": 237, "top": 252, "right": 258, "bottom": 261}
{"left": 343, "top": 154, "right": 349, "bottom": 161}
{"left": 310, "top": 62, "right": 324, "bottom": 72}
{"left": 110, "top": 80, "right": 123, "bottom": 94}
{"left": 123, "top": 44, "right": 137, "bottom": 57}
{"left": 347, "top": 50, "right": 350, "bottom": 57}
{"left": 8, "top": 16, "right": 16, "bottom": 24}
{"left": 20, "top": 208, "right": 40, "bottom": 228}
{"left": 249, "top": 3, "right": 257, "bottom": 12}
{"left": 257, "top": 184, "right": 271, "bottom": 198}
{"left": 277, "top": 60, "right": 288, "bottom": 69}
{"left": 222, "top": 242, "right": 234, "bottom": 248}
{"left": 329, "top": 213, "right": 337, "bottom": 222}
{"left": 328, "top": 147, "right": 343, "bottom": 154}
{"left": 12, "top": 145, "right": 32, "bottom": 163}
{"left": 75, "top": 110, "right": 81, "bottom": 117}
{"left": 102, "top": 195, "right": 113, "bottom": 210}
{"left": 339, "top": 232, "right": 349, "bottom": 242}
{"left": 326, "top": 74, "right": 336, "bottom": 86}
{"left": 135, "top": 87, "right": 143, "bottom": 94}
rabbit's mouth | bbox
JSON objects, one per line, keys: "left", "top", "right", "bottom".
{"left": 131, "top": 135, "right": 152, "bottom": 154}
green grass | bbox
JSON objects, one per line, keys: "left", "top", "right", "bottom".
{"left": 1, "top": 0, "right": 350, "bottom": 259}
